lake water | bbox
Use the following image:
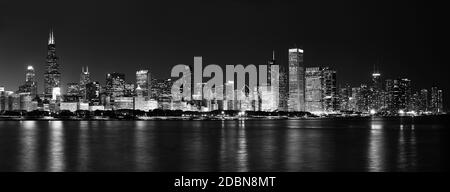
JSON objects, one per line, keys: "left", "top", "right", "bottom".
{"left": 0, "top": 116, "right": 448, "bottom": 172}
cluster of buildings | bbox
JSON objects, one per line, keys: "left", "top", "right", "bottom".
{"left": 0, "top": 31, "right": 445, "bottom": 116}
{"left": 338, "top": 75, "right": 444, "bottom": 115}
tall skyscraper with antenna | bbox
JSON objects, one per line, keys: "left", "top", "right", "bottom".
{"left": 267, "top": 50, "right": 275, "bottom": 86}
{"left": 44, "top": 29, "right": 61, "bottom": 99}
{"left": 370, "top": 61, "right": 383, "bottom": 111}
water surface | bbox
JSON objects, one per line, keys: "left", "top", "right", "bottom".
{"left": 0, "top": 117, "right": 448, "bottom": 172}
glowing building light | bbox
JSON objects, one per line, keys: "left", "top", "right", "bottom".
{"left": 52, "top": 87, "right": 61, "bottom": 100}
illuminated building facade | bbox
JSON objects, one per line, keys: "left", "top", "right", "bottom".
{"left": 136, "top": 69, "right": 151, "bottom": 98}
{"left": 18, "top": 65, "right": 38, "bottom": 98}
{"left": 106, "top": 73, "right": 126, "bottom": 98}
{"left": 86, "top": 81, "right": 101, "bottom": 103}
{"left": 288, "top": 48, "right": 305, "bottom": 112}
{"left": 79, "top": 66, "right": 90, "bottom": 101}
{"left": 305, "top": 67, "right": 324, "bottom": 112}
{"left": 44, "top": 30, "right": 61, "bottom": 99}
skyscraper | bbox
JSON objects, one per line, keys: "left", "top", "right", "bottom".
{"left": 356, "top": 84, "right": 371, "bottom": 112}
{"left": 18, "top": 65, "right": 38, "bottom": 98}
{"left": 136, "top": 69, "right": 151, "bottom": 98}
{"left": 79, "top": 66, "right": 90, "bottom": 101}
{"left": 386, "top": 78, "right": 411, "bottom": 113}
{"left": 431, "top": 87, "right": 444, "bottom": 114}
{"left": 399, "top": 78, "right": 412, "bottom": 111}
{"left": 288, "top": 48, "right": 305, "bottom": 112}
{"left": 369, "top": 70, "right": 382, "bottom": 111}
{"left": 106, "top": 73, "right": 126, "bottom": 98}
{"left": 322, "top": 68, "right": 338, "bottom": 112}
{"left": 339, "top": 85, "right": 352, "bottom": 111}
{"left": 419, "top": 89, "right": 429, "bottom": 112}
{"left": 44, "top": 29, "right": 61, "bottom": 99}
{"left": 86, "top": 81, "right": 101, "bottom": 102}
{"left": 278, "top": 65, "right": 288, "bottom": 111}
{"left": 305, "top": 67, "right": 338, "bottom": 113}
{"left": 438, "top": 89, "right": 443, "bottom": 113}
{"left": 305, "top": 67, "right": 324, "bottom": 112}
{"left": 267, "top": 50, "right": 275, "bottom": 86}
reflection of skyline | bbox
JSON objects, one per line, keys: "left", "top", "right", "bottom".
{"left": 1, "top": 118, "right": 445, "bottom": 172}
{"left": 134, "top": 121, "right": 152, "bottom": 171}
{"left": 368, "top": 119, "right": 420, "bottom": 172}
{"left": 219, "top": 120, "right": 249, "bottom": 172}
{"left": 77, "top": 121, "right": 89, "bottom": 171}
{"left": 368, "top": 120, "right": 386, "bottom": 172}
{"left": 397, "top": 124, "right": 417, "bottom": 171}
{"left": 20, "top": 121, "right": 38, "bottom": 171}
{"left": 236, "top": 120, "right": 248, "bottom": 172}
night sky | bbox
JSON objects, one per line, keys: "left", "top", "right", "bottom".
{"left": 0, "top": 1, "right": 442, "bottom": 106}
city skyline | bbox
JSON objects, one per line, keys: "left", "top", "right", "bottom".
{"left": 0, "top": 31, "right": 445, "bottom": 114}
{"left": 0, "top": 1, "right": 440, "bottom": 96}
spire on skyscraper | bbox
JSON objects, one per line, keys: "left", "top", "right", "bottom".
{"left": 48, "top": 29, "right": 55, "bottom": 45}
{"left": 272, "top": 50, "right": 275, "bottom": 60}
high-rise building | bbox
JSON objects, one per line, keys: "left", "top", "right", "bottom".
{"left": 18, "top": 65, "right": 38, "bottom": 98}
{"left": 136, "top": 69, "right": 151, "bottom": 98}
{"left": 431, "top": 87, "right": 438, "bottom": 113}
{"left": 419, "top": 89, "right": 429, "bottom": 112}
{"left": 106, "top": 73, "right": 125, "bottom": 98}
{"left": 385, "top": 78, "right": 411, "bottom": 113}
{"left": 67, "top": 83, "right": 80, "bottom": 96}
{"left": 431, "top": 87, "right": 444, "bottom": 114}
{"left": 278, "top": 65, "right": 289, "bottom": 111}
{"left": 369, "top": 71, "right": 383, "bottom": 111}
{"left": 44, "top": 29, "right": 61, "bottom": 99}
{"left": 258, "top": 51, "right": 279, "bottom": 112}
{"left": 385, "top": 79, "right": 394, "bottom": 112}
{"left": 305, "top": 67, "right": 324, "bottom": 112}
{"left": 288, "top": 48, "right": 305, "bottom": 112}
{"left": 124, "top": 83, "right": 135, "bottom": 97}
{"left": 150, "top": 78, "right": 173, "bottom": 110}
{"left": 411, "top": 91, "right": 422, "bottom": 112}
{"left": 349, "top": 87, "right": 359, "bottom": 111}
{"left": 267, "top": 51, "right": 275, "bottom": 86}
{"left": 322, "top": 68, "right": 338, "bottom": 112}
{"left": 79, "top": 66, "right": 90, "bottom": 100}
{"left": 399, "top": 78, "right": 412, "bottom": 111}
{"left": 305, "top": 67, "right": 338, "bottom": 113}
{"left": 356, "top": 84, "right": 371, "bottom": 112}
{"left": 438, "top": 89, "right": 443, "bottom": 113}
{"left": 86, "top": 81, "right": 101, "bottom": 102}
{"left": 339, "top": 85, "right": 352, "bottom": 111}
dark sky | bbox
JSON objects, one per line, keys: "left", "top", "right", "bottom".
{"left": 0, "top": 0, "right": 442, "bottom": 105}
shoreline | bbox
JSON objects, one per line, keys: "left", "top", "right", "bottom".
{"left": 0, "top": 115, "right": 447, "bottom": 121}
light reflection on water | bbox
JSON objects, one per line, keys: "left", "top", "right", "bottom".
{"left": 236, "top": 120, "right": 248, "bottom": 172}
{"left": 0, "top": 117, "right": 447, "bottom": 172}
{"left": 19, "top": 121, "right": 38, "bottom": 172}
{"left": 77, "top": 121, "right": 89, "bottom": 171}
{"left": 368, "top": 120, "right": 385, "bottom": 172}
{"left": 48, "top": 121, "right": 65, "bottom": 172}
